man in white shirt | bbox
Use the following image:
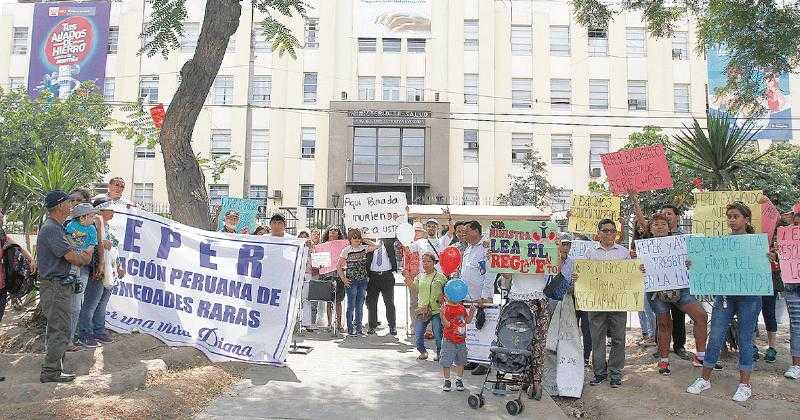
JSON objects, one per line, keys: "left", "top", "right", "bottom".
{"left": 366, "top": 237, "right": 399, "bottom": 335}
{"left": 96, "top": 177, "right": 135, "bottom": 207}
{"left": 459, "top": 220, "right": 494, "bottom": 375}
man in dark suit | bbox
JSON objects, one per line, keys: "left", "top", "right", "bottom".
{"left": 366, "top": 237, "right": 399, "bottom": 335}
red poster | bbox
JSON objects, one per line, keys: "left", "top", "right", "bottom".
{"left": 601, "top": 144, "right": 674, "bottom": 195}
{"left": 761, "top": 198, "right": 780, "bottom": 243}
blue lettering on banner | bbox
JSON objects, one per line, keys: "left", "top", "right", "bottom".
{"left": 123, "top": 218, "right": 143, "bottom": 253}
{"left": 157, "top": 226, "right": 182, "bottom": 259}
{"left": 198, "top": 328, "right": 254, "bottom": 358}
{"left": 200, "top": 241, "right": 218, "bottom": 270}
{"left": 237, "top": 244, "right": 265, "bottom": 278}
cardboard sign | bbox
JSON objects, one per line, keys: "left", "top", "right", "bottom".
{"left": 778, "top": 226, "right": 800, "bottom": 284}
{"left": 635, "top": 235, "right": 691, "bottom": 292}
{"left": 313, "top": 240, "right": 348, "bottom": 275}
{"left": 487, "top": 220, "right": 560, "bottom": 275}
{"left": 601, "top": 144, "right": 674, "bottom": 194}
{"left": 761, "top": 198, "right": 781, "bottom": 243}
{"left": 343, "top": 192, "right": 407, "bottom": 239}
{"left": 217, "top": 197, "right": 261, "bottom": 233}
{"left": 568, "top": 195, "right": 621, "bottom": 235}
{"left": 692, "top": 190, "right": 763, "bottom": 236}
{"left": 573, "top": 260, "right": 644, "bottom": 311}
{"left": 466, "top": 305, "right": 500, "bottom": 364}
{"left": 687, "top": 234, "right": 773, "bottom": 295}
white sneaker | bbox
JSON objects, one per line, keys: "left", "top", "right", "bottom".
{"left": 732, "top": 383, "right": 752, "bottom": 402}
{"left": 785, "top": 365, "right": 800, "bottom": 380}
{"left": 686, "top": 377, "right": 711, "bottom": 395}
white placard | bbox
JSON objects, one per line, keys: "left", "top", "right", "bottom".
{"left": 358, "top": 0, "right": 432, "bottom": 38}
{"left": 466, "top": 306, "right": 500, "bottom": 364}
{"left": 568, "top": 240, "right": 596, "bottom": 260}
{"left": 310, "top": 252, "right": 331, "bottom": 268}
{"left": 635, "top": 234, "right": 691, "bottom": 292}
{"left": 343, "top": 192, "right": 407, "bottom": 239}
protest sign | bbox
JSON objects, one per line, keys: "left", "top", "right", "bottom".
{"left": 687, "top": 234, "right": 772, "bottom": 295}
{"left": 217, "top": 197, "right": 261, "bottom": 233}
{"left": 635, "top": 235, "right": 691, "bottom": 292}
{"left": 692, "top": 190, "right": 763, "bottom": 236}
{"left": 466, "top": 305, "right": 500, "bottom": 364}
{"left": 313, "top": 239, "right": 348, "bottom": 274}
{"left": 343, "top": 192, "right": 407, "bottom": 238}
{"left": 488, "top": 220, "right": 560, "bottom": 275}
{"left": 568, "top": 195, "right": 621, "bottom": 235}
{"left": 573, "top": 260, "right": 644, "bottom": 311}
{"left": 106, "top": 206, "right": 306, "bottom": 365}
{"left": 568, "top": 240, "right": 596, "bottom": 260}
{"left": 778, "top": 226, "right": 800, "bottom": 284}
{"left": 761, "top": 198, "right": 781, "bottom": 242}
{"left": 600, "top": 144, "right": 673, "bottom": 194}
{"left": 310, "top": 252, "right": 331, "bottom": 269}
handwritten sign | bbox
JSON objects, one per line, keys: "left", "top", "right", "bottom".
{"left": 314, "top": 240, "right": 348, "bottom": 275}
{"left": 343, "top": 192, "right": 407, "bottom": 238}
{"left": 310, "top": 252, "right": 331, "bottom": 269}
{"left": 687, "top": 234, "right": 772, "bottom": 295}
{"left": 488, "top": 220, "right": 560, "bottom": 275}
{"left": 568, "top": 195, "right": 621, "bottom": 235}
{"left": 574, "top": 260, "right": 643, "bottom": 311}
{"left": 217, "top": 197, "right": 261, "bottom": 233}
{"left": 692, "top": 190, "right": 763, "bottom": 236}
{"left": 635, "top": 235, "right": 690, "bottom": 292}
{"left": 568, "top": 240, "right": 596, "bottom": 260}
{"left": 761, "top": 198, "right": 781, "bottom": 243}
{"left": 601, "top": 144, "right": 673, "bottom": 194}
{"left": 778, "top": 226, "right": 800, "bottom": 284}
{"left": 466, "top": 305, "right": 500, "bottom": 364}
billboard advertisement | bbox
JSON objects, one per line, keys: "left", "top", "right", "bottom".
{"left": 358, "top": 0, "right": 431, "bottom": 38}
{"left": 707, "top": 45, "right": 792, "bottom": 140}
{"left": 27, "top": 1, "right": 111, "bottom": 99}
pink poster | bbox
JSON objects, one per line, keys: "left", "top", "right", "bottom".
{"left": 601, "top": 144, "right": 674, "bottom": 195}
{"left": 314, "top": 240, "right": 349, "bottom": 275}
{"left": 778, "top": 226, "right": 800, "bottom": 284}
{"left": 761, "top": 199, "right": 781, "bottom": 243}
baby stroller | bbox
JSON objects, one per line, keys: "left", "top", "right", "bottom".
{"left": 467, "top": 300, "right": 536, "bottom": 416}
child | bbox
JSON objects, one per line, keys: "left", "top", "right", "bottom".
{"left": 440, "top": 292, "right": 477, "bottom": 392}
{"left": 65, "top": 203, "right": 99, "bottom": 349}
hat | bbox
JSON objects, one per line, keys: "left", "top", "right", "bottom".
{"left": 413, "top": 222, "right": 425, "bottom": 231}
{"left": 558, "top": 232, "right": 575, "bottom": 243}
{"left": 425, "top": 218, "right": 439, "bottom": 225}
{"left": 270, "top": 213, "right": 286, "bottom": 224}
{"left": 44, "top": 190, "right": 70, "bottom": 209}
{"left": 70, "top": 203, "right": 99, "bottom": 219}
{"left": 92, "top": 197, "right": 115, "bottom": 212}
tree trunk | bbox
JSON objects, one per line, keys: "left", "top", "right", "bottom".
{"left": 158, "top": 0, "right": 242, "bottom": 228}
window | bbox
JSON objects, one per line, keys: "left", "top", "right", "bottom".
{"left": 463, "top": 129, "right": 479, "bottom": 162}
{"left": 406, "top": 77, "right": 424, "bottom": 101}
{"left": 464, "top": 74, "right": 478, "bottom": 105}
{"left": 551, "top": 134, "right": 572, "bottom": 165}
{"left": 251, "top": 75, "right": 271, "bottom": 106}
{"left": 11, "top": 27, "right": 28, "bottom": 55}
{"left": 625, "top": 27, "right": 646, "bottom": 57}
{"left": 8, "top": 77, "right": 24, "bottom": 90}
{"left": 672, "top": 31, "right": 688, "bottom": 60}
{"left": 98, "top": 131, "right": 112, "bottom": 160}
{"left": 674, "top": 83, "right": 690, "bottom": 113}
{"left": 303, "top": 72, "right": 317, "bottom": 103}
{"left": 382, "top": 77, "right": 400, "bottom": 101}
{"left": 135, "top": 146, "right": 156, "bottom": 159}
{"left": 463, "top": 187, "right": 479, "bottom": 205}
{"left": 382, "top": 38, "right": 401, "bottom": 52}
{"left": 511, "top": 78, "right": 533, "bottom": 108}
{"left": 550, "top": 78, "right": 571, "bottom": 110}
{"left": 252, "top": 28, "right": 271, "bottom": 54}
{"left": 464, "top": 20, "right": 479, "bottom": 51}
{"left": 407, "top": 38, "right": 426, "bottom": 53}
{"left": 107, "top": 26, "right": 119, "bottom": 54}
{"left": 588, "top": 28, "right": 608, "bottom": 57}
{"left": 139, "top": 75, "right": 159, "bottom": 104}
{"left": 103, "top": 78, "right": 115, "bottom": 101}
{"left": 251, "top": 129, "right": 269, "bottom": 162}
{"left": 352, "top": 127, "right": 425, "bottom": 183}
{"left": 210, "top": 129, "right": 232, "bottom": 157}
{"left": 299, "top": 185, "right": 315, "bottom": 207}
{"left": 249, "top": 185, "right": 269, "bottom": 200}
{"left": 589, "top": 79, "right": 609, "bottom": 110}
{"left": 358, "top": 76, "right": 376, "bottom": 100}
{"left": 358, "top": 37, "right": 377, "bottom": 52}
{"left": 133, "top": 183, "right": 154, "bottom": 206}
{"left": 301, "top": 127, "right": 316, "bottom": 159}
{"left": 511, "top": 133, "right": 533, "bottom": 163}
{"left": 511, "top": 25, "right": 533, "bottom": 55}
{"left": 628, "top": 80, "right": 648, "bottom": 110}
{"left": 209, "top": 185, "right": 229, "bottom": 206}
{"left": 551, "top": 189, "right": 572, "bottom": 212}
{"left": 550, "top": 25, "right": 570, "bottom": 56}
{"left": 181, "top": 22, "right": 199, "bottom": 53}
{"left": 212, "top": 76, "right": 234, "bottom": 105}
{"left": 305, "top": 18, "right": 319, "bottom": 48}
{"left": 589, "top": 135, "right": 610, "bottom": 177}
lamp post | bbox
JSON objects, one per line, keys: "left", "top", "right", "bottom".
{"left": 398, "top": 166, "right": 415, "bottom": 204}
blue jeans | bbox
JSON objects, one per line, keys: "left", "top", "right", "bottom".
{"left": 70, "top": 267, "right": 90, "bottom": 342}
{"left": 415, "top": 314, "right": 443, "bottom": 355}
{"left": 785, "top": 285, "right": 800, "bottom": 358}
{"left": 703, "top": 296, "right": 761, "bottom": 372}
{"left": 345, "top": 279, "right": 368, "bottom": 333}
{"left": 79, "top": 278, "right": 111, "bottom": 338}
{"left": 638, "top": 295, "right": 656, "bottom": 337}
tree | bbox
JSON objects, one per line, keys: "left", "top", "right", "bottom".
{"left": 738, "top": 142, "right": 800, "bottom": 210}
{"left": 496, "top": 149, "right": 558, "bottom": 208}
{"left": 142, "top": 0, "right": 307, "bottom": 228}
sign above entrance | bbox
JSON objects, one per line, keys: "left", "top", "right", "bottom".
{"left": 347, "top": 110, "right": 431, "bottom": 127}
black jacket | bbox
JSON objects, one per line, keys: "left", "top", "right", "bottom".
{"left": 366, "top": 238, "right": 399, "bottom": 273}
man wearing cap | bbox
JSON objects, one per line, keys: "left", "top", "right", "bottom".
{"left": 37, "top": 190, "right": 95, "bottom": 383}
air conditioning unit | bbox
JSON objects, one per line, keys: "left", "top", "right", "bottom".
{"left": 434, "top": 92, "right": 440, "bottom": 102}
{"left": 466, "top": 142, "right": 478, "bottom": 149}
{"left": 590, "top": 167, "right": 602, "bottom": 178}
{"left": 671, "top": 49, "right": 684, "bottom": 60}
{"left": 628, "top": 99, "right": 646, "bottom": 110}
{"left": 341, "top": 91, "right": 348, "bottom": 100}
{"left": 415, "top": 94, "right": 421, "bottom": 101}
{"left": 271, "top": 190, "right": 283, "bottom": 199}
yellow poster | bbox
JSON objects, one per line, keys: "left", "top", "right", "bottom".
{"left": 574, "top": 259, "right": 644, "bottom": 311}
{"left": 693, "top": 191, "right": 763, "bottom": 236}
{"left": 568, "top": 195, "right": 621, "bottom": 235}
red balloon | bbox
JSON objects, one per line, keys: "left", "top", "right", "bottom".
{"left": 440, "top": 246, "right": 462, "bottom": 277}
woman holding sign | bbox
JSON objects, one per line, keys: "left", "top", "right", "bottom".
{"left": 322, "top": 227, "right": 346, "bottom": 332}
{"left": 337, "top": 229, "right": 379, "bottom": 336}
{"left": 686, "top": 202, "right": 764, "bottom": 402}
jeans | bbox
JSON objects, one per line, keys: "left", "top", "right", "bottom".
{"left": 638, "top": 296, "right": 656, "bottom": 337}
{"left": 589, "top": 311, "right": 627, "bottom": 380}
{"left": 69, "top": 267, "right": 90, "bottom": 343}
{"left": 78, "top": 278, "right": 111, "bottom": 338}
{"left": 415, "top": 314, "right": 443, "bottom": 354}
{"left": 345, "top": 279, "right": 368, "bottom": 333}
{"left": 576, "top": 310, "right": 592, "bottom": 361}
{"left": 784, "top": 286, "right": 800, "bottom": 358}
{"left": 703, "top": 296, "right": 761, "bottom": 372}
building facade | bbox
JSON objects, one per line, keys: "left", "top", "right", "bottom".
{"left": 1, "top": 0, "right": 797, "bottom": 211}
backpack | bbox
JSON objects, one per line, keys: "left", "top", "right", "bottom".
{"left": 2, "top": 243, "right": 37, "bottom": 299}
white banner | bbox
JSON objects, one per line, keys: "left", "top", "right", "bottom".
{"left": 343, "top": 192, "right": 407, "bottom": 239}
{"left": 358, "top": 0, "right": 432, "bottom": 38}
{"left": 105, "top": 206, "right": 306, "bottom": 365}
{"left": 466, "top": 306, "right": 500, "bottom": 364}
{"left": 635, "top": 234, "right": 691, "bottom": 292}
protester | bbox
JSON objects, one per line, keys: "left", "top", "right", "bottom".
{"left": 460, "top": 220, "right": 493, "bottom": 376}
{"left": 403, "top": 222, "right": 429, "bottom": 333}
{"left": 37, "top": 190, "right": 95, "bottom": 383}
{"left": 65, "top": 203, "right": 101, "bottom": 350}
{"left": 70, "top": 188, "right": 92, "bottom": 204}
{"left": 366, "top": 235, "right": 400, "bottom": 336}
{"left": 758, "top": 230, "right": 785, "bottom": 363}
{"left": 630, "top": 218, "right": 656, "bottom": 348}
{"left": 266, "top": 213, "right": 292, "bottom": 238}
{"left": 440, "top": 283, "right": 477, "bottom": 392}
{"left": 687, "top": 202, "right": 764, "bottom": 402}
{"left": 337, "top": 229, "right": 378, "bottom": 336}
{"left": 100, "top": 177, "right": 134, "bottom": 206}
{"left": 784, "top": 264, "right": 800, "bottom": 380}
{"left": 407, "top": 253, "right": 446, "bottom": 360}
{"left": 322, "top": 226, "right": 345, "bottom": 332}
{"left": 298, "top": 230, "right": 317, "bottom": 331}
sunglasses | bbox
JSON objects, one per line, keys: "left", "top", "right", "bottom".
{"left": 600, "top": 229, "right": 617, "bottom": 234}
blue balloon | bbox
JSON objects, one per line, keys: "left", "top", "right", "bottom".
{"left": 444, "top": 278, "right": 468, "bottom": 302}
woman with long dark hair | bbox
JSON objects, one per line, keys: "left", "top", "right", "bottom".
{"left": 322, "top": 226, "right": 345, "bottom": 332}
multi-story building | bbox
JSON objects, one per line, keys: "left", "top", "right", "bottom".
{"left": 2, "top": 0, "right": 797, "bottom": 211}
